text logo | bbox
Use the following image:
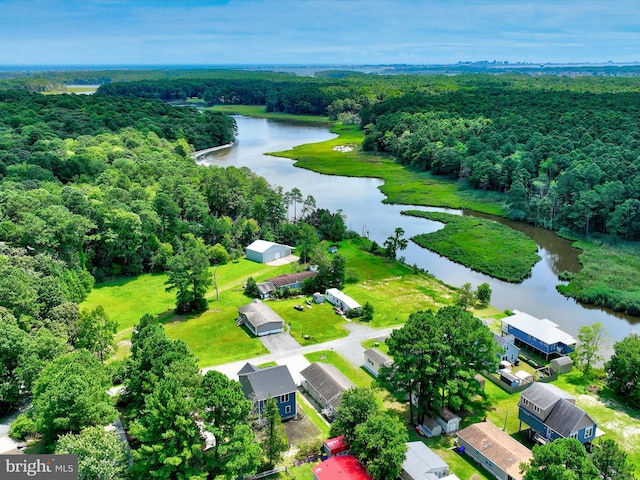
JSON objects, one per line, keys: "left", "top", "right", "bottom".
{"left": 1, "top": 455, "right": 78, "bottom": 479}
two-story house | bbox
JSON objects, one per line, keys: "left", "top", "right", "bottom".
{"left": 238, "top": 362, "right": 297, "bottom": 420}
{"left": 502, "top": 310, "right": 576, "bottom": 360}
{"left": 518, "top": 382, "right": 599, "bottom": 449}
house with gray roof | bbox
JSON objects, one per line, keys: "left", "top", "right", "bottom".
{"left": 401, "top": 441, "right": 459, "bottom": 480}
{"left": 518, "top": 382, "right": 599, "bottom": 447}
{"left": 237, "top": 299, "right": 284, "bottom": 336}
{"left": 493, "top": 333, "right": 519, "bottom": 365}
{"left": 238, "top": 363, "right": 297, "bottom": 420}
{"left": 300, "top": 362, "right": 355, "bottom": 420}
{"left": 363, "top": 347, "right": 393, "bottom": 377}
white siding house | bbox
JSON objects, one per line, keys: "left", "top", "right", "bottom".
{"left": 325, "top": 288, "right": 361, "bottom": 313}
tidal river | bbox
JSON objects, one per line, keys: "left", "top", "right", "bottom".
{"left": 200, "top": 115, "right": 638, "bottom": 356}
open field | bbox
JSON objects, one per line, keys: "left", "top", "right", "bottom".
{"left": 208, "top": 104, "right": 331, "bottom": 123}
{"left": 405, "top": 210, "right": 541, "bottom": 282}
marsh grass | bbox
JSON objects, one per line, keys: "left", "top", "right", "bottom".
{"left": 405, "top": 210, "right": 540, "bottom": 282}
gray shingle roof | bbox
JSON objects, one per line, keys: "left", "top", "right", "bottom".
{"left": 238, "top": 300, "right": 284, "bottom": 329}
{"left": 300, "top": 362, "right": 355, "bottom": 409}
{"left": 494, "top": 333, "right": 516, "bottom": 348}
{"left": 520, "top": 382, "right": 575, "bottom": 410}
{"left": 544, "top": 399, "right": 596, "bottom": 437}
{"left": 269, "top": 271, "right": 317, "bottom": 287}
{"left": 364, "top": 348, "right": 393, "bottom": 366}
{"left": 237, "top": 363, "right": 296, "bottom": 401}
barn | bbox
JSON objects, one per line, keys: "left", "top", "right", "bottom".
{"left": 245, "top": 240, "right": 293, "bottom": 264}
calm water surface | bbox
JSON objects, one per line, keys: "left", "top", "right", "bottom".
{"left": 200, "top": 116, "right": 638, "bottom": 356}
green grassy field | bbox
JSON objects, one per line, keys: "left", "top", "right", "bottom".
{"left": 271, "top": 123, "right": 505, "bottom": 216}
{"left": 405, "top": 210, "right": 541, "bottom": 283}
{"left": 557, "top": 239, "right": 640, "bottom": 316}
{"left": 208, "top": 104, "right": 331, "bottom": 123}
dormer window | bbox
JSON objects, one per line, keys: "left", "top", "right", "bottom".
{"left": 533, "top": 404, "right": 541, "bottom": 413}
{"left": 522, "top": 398, "right": 529, "bottom": 406}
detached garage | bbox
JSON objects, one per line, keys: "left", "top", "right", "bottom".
{"left": 237, "top": 299, "right": 285, "bottom": 337}
{"left": 245, "top": 240, "right": 293, "bottom": 263}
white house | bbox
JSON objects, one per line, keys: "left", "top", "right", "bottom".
{"left": 325, "top": 288, "right": 361, "bottom": 313}
{"left": 363, "top": 348, "right": 393, "bottom": 377}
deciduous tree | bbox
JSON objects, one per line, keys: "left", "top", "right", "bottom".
{"left": 329, "top": 387, "right": 379, "bottom": 443}
{"left": 574, "top": 322, "right": 608, "bottom": 378}
{"left": 351, "top": 414, "right": 407, "bottom": 480}
{"left": 605, "top": 333, "right": 640, "bottom": 407}
{"left": 55, "top": 426, "right": 130, "bottom": 480}
{"left": 520, "top": 438, "right": 599, "bottom": 480}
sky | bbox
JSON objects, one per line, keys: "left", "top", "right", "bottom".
{"left": 1, "top": 0, "right": 639, "bottom": 66}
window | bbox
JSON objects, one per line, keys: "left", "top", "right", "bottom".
{"left": 281, "top": 393, "right": 290, "bottom": 403}
{"left": 285, "top": 405, "right": 292, "bottom": 414}
{"left": 569, "top": 433, "right": 578, "bottom": 439}
{"left": 585, "top": 426, "right": 593, "bottom": 438}
{"left": 522, "top": 398, "right": 529, "bottom": 406}
{"left": 533, "top": 404, "right": 541, "bottom": 413}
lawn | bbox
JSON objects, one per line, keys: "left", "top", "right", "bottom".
{"left": 268, "top": 300, "right": 349, "bottom": 345}
{"left": 405, "top": 210, "right": 541, "bottom": 283}
{"left": 304, "top": 350, "right": 373, "bottom": 389}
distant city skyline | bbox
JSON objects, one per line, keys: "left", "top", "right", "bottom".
{"left": 1, "top": 0, "right": 639, "bottom": 66}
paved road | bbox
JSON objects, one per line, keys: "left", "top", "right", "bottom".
{"left": 205, "top": 322, "right": 397, "bottom": 385}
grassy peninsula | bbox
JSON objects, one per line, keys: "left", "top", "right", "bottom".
{"left": 404, "top": 210, "right": 540, "bottom": 282}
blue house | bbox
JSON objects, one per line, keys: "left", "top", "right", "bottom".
{"left": 501, "top": 310, "right": 576, "bottom": 360}
{"left": 518, "top": 382, "right": 599, "bottom": 448}
{"left": 494, "top": 333, "right": 519, "bottom": 364}
{"left": 238, "top": 363, "right": 297, "bottom": 420}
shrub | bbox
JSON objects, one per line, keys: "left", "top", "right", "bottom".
{"left": 9, "top": 413, "right": 37, "bottom": 441}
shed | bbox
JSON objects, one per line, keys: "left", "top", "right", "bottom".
{"left": 418, "top": 418, "right": 442, "bottom": 438}
{"left": 550, "top": 356, "right": 574, "bottom": 374}
{"left": 323, "top": 436, "right": 350, "bottom": 457}
{"left": 237, "top": 299, "right": 284, "bottom": 336}
{"left": 245, "top": 240, "right": 293, "bottom": 263}
{"left": 313, "top": 292, "right": 325, "bottom": 304}
{"left": 436, "top": 408, "right": 461, "bottom": 434}
{"left": 401, "top": 441, "right": 450, "bottom": 480}
{"left": 514, "top": 370, "right": 534, "bottom": 385}
{"left": 499, "top": 369, "right": 520, "bottom": 387}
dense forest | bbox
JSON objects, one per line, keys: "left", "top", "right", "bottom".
{"left": 0, "top": 87, "right": 348, "bottom": 416}
{"left": 93, "top": 72, "right": 640, "bottom": 240}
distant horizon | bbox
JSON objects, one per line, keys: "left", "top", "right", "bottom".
{"left": 1, "top": 1, "right": 639, "bottom": 67}
{"left": 3, "top": 60, "right": 640, "bottom": 71}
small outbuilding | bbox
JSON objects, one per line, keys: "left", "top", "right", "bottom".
{"left": 245, "top": 240, "right": 293, "bottom": 264}
{"left": 550, "top": 356, "right": 574, "bottom": 374}
{"left": 436, "top": 408, "right": 461, "bottom": 434}
{"left": 417, "top": 418, "right": 443, "bottom": 438}
{"left": 323, "top": 436, "right": 350, "bottom": 457}
{"left": 237, "top": 299, "right": 285, "bottom": 336}
{"left": 313, "top": 292, "right": 325, "bottom": 304}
